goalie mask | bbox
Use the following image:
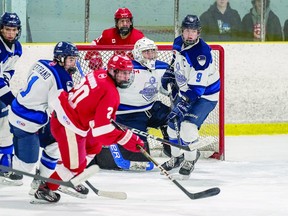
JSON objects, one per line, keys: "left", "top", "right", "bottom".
{"left": 53, "top": 41, "right": 79, "bottom": 74}
{"left": 0, "top": 12, "right": 21, "bottom": 43}
{"left": 132, "top": 37, "right": 157, "bottom": 70}
{"left": 114, "top": 7, "right": 133, "bottom": 37}
{"left": 107, "top": 55, "right": 134, "bottom": 89}
{"left": 181, "top": 15, "right": 201, "bottom": 46}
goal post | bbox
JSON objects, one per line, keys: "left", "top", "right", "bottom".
{"left": 75, "top": 44, "right": 225, "bottom": 160}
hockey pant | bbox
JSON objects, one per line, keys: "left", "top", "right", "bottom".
{"left": 167, "top": 98, "right": 217, "bottom": 160}
{"left": 48, "top": 115, "right": 101, "bottom": 190}
{"left": 9, "top": 121, "right": 59, "bottom": 178}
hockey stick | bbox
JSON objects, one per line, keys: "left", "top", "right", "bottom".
{"left": 0, "top": 164, "right": 98, "bottom": 189}
{"left": 84, "top": 180, "right": 127, "bottom": 200}
{"left": 114, "top": 122, "right": 191, "bottom": 152}
{"left": 110, "top": 119, "right": 220, "bottom": 200}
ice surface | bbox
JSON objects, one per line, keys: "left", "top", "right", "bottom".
{"left": 1, "top": 135, "right": 287, "bottom": 216}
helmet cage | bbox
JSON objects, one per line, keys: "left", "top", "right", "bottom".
{"left": 132, "top": 37, "right": 158, "bottom": 70}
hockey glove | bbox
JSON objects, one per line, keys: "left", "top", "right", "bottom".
{"left": 118, "top": 129, "right": 144, "bottom": 153}
{"left": 161, "top": 68, "right": 175, "bottom": 91}
{"left": 168, "top": 100, "right": 191, "bottom": 121}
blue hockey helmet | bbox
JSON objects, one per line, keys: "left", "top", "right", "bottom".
{"left": 181, "top": 15, "right": 201, "bottom": 46}
{"left": 53, "top": 41, "right": 79, "bottom": 63}
{"left": 0, "top": 12, "right": 22, "bottom": 42}
{"left": 53, "top": 41, "right": 79, "bottom": 74}
{"left": 181, "top": 14, "right": 201, "bottom": 31}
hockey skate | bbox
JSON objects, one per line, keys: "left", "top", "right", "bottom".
{"left": 32, "top": 181, "right": 61, "bottom": 203}
{"left": 58, "top": 183, "right": 89, "bottom": 199}
{"left": 161, "top": 153, "right": 184, "bottom": 172}
{"left": 29, "top": 169, "right": 41, "bottom": 195}
{"left": 0, "top": 170, "right": 23, "bottom": 186}
{"left": 178, "top": 150, "right": 201, "bottom": 180}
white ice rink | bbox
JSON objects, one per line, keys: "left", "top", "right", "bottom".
{"left": 1, "top": 135, "right": 287, "bottom": 216}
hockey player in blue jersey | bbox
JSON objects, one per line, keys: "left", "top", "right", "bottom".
{"left": 161, "top": 15, "right": 220, "bottom": 179}
{"left": 95, "top": 37, "right": 171, "bottom": 171}
{"left": 7, "top": 42, "right": 89, "bottom": 196}
{"left": 0, "top": 12, "right": 23, "bottom": 184}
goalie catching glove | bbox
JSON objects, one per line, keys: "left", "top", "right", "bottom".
{"left": 117, "top": 129, "right": 144, "bottom": 152}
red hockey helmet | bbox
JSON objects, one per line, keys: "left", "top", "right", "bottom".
{"left": 107, "top": 55, "right": 134, "bottom": 88}
{"left": 107, "top": 54, "right": 133, "bottom": 71}
{"left": 84, "top": 51, "right": 103, "bottom": 70}
{"left": 114, "top": 8, "right": 133, "bottom": 20}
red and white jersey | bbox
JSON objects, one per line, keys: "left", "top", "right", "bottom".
{"left": 92, "top": 27, "right": 144, "bottom": 45}
{"left": 51, "top": 70, "right": 125, "bottom": 144}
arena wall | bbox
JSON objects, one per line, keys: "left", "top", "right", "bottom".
{"left": 11, "top": 43, "right": 288, "bottom": 135}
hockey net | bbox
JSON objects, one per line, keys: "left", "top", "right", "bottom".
{"left": 75, "top": 44, "right": 225, "bottom": 160}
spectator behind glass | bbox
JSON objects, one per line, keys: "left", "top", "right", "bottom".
{"left": 284, "top": 19, "right": 288, "bottom": 41}
{"left": 200, "top": 0, "right": 242, "bottom": 41}
{"left": 242, "top": 0, "right": 282, "bottom": 41}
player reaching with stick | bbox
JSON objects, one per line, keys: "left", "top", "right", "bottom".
{"left": 33, "top": 55, "right": 144, "bottom": 203}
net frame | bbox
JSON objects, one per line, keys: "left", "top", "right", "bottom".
{"left": 76, "top": 44, "right": 225, "bottom": 160}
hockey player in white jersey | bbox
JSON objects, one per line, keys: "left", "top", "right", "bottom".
{"left": 0, "top": 12, "right": 23, "bottom": 184}
{"left": 161, "top": 15, "right": 220, "bottom": 179}
{"left": 95, "top": 37, "right": 171, "bottom": 171}
{"left": 7, "top": 41, "right": 89, "bottom": 196}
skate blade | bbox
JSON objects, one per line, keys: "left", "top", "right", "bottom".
{"left": 30, "top": 198, "right": 57, "bottom": 204}
{"left": 0, "top": 177, "right": 23, "bottom": 186}
{"left": 170, "top": 173, "right": 190, "bottom": 180}
{"left": 58, "top": 186, "right": 87, "bottom": 199}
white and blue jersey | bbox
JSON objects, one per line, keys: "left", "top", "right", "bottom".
{"left": 172, "top": 36, "right": 220, "bottom": 102}
{"left": 0, "top": 36, "right": 22, "bottom": 116}
{"left": 117, "top": 59, "right": 169, "bottom": 115}
{"left": 8, "top": 60, "right": 73, "bottom": 133}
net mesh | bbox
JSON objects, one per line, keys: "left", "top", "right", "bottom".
{"left": 75, "top": 44, "right": 224, "bottom": 160}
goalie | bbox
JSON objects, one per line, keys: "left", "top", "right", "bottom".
{"left": 95, "top": 37, "right": 171, "bottom": 171}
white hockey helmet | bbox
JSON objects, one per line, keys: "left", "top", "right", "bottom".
{"left": 132, "top": 37, "right": 158, "bottom": 70}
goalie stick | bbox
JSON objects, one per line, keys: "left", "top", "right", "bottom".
{"left": 110, "top": 119, "right": 220, "bottom": 200}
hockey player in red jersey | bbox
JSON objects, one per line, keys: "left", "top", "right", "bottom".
{"left": 84, "top": 7, "right": 144, "bottom": 65}
{"left": 33, "top": 55, "right": 145, "bottom": 203}
{"left": 93, "top": 7, "right": 144, "bottom": 45}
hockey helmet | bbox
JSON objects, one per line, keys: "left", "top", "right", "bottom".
{"left": 114, "top": 8, "right": 133, "bottom": 20}
{"left": 0, "top": 12, "right": 21, "bottom": 42}
{"left": 181, "top": 15, "right": 201, "bottom": 46}
{"left": 107, "top": 54, "right": 134, "bottom": 88}
{"left": 114, "top": 8, "right": 133, "bottom": 36}
{"left": 53, "top": 41, "right": 79, "bottom": 74}
{"left": 132, "top": 37, "right": 158, "bottom": 70}
{"left": 84, "top": 51, "right": 103, "bottom": 70}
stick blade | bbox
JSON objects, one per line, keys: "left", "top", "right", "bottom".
{"left": 70, "top": 165, "right": 99, "bottom": 186}
{"left": 189, "top": 187, "right": 220, "bottom": 200}
{"left": 97, "top": 191, "right": 127, "bottom": 200}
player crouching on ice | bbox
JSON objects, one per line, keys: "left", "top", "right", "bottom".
{"left": 33, "top": 55, "right": 145, "bottom": 203}
{"left": 161, "top": 15, "right": 220, "bottom": 180}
